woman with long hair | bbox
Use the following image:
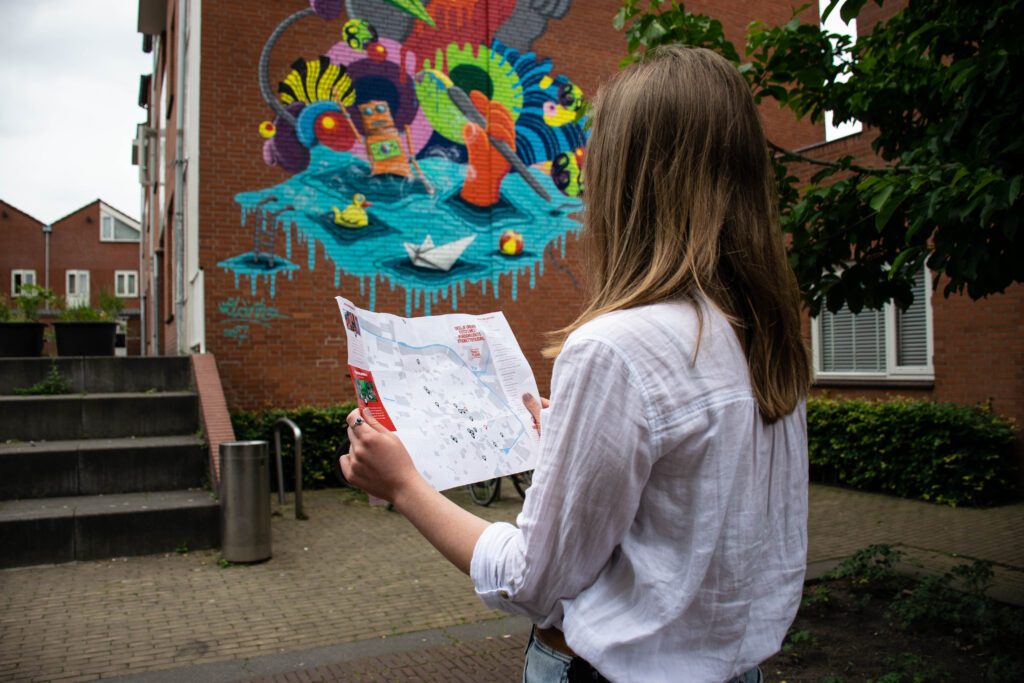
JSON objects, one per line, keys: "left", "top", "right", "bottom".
{"left": 341, "top": 45, "right": 811, "bottom": 683}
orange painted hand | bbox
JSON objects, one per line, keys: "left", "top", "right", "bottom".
{"left": 460, "top": 90, "right": 516, "bottom": 207}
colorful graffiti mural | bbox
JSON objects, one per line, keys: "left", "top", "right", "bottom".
{"left": 222, "top": 0, "right": 587, "bottom": 319}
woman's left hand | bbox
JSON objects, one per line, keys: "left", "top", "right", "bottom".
{"left": 340, "top": 408, "right": 421, "bottom": 503}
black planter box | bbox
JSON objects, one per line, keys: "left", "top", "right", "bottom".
{"left": 53, "top": 322, "right": 117, "bottom": 357}
{"left": 0, "top": 322, "right": 47, "bottom": 357}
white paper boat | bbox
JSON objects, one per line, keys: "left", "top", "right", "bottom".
{"left": 403, "top": 234, "right": 476, "bottom": 271}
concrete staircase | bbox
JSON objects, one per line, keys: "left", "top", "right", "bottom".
{"left": 0, "top": 357, "right": 219, "bottom": 568}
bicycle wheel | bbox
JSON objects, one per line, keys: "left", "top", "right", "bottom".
{"left": 511, "top": 470, "right": 533, "bottom": 499}
{"left": 468, "top": 478, "right": 501, "bottom": 506}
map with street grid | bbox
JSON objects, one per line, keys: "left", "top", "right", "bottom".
{"left": 337, "top": 296, "right": 539, "bottom": 491}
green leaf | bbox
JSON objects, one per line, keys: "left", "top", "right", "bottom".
{"left": 839, "top": 0, "right": 869, "bottom": 24}
{"left": 869, "top": 183, "right": 894, "bottom": 213}
{"left": 888, "top": 248, "right": 917, "bottom": 279}
{"left": 1008, "top": 175, "right": 1021, "bottom": 204}
{"left": 612, "top": 7, "right": 627, "bottom": 30}
{"left": 820, "top": 0, "right": 842, "bottom": 22}
{"left": 644, "top": 17, "right": 668, "bottom": 43}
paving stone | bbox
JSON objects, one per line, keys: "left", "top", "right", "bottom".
{"left": 0, "top": 485, "right": 1022, "bottom": 683}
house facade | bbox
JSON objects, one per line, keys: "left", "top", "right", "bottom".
{"left": 133, "top": 0, "right": 1021, "bottom": 450}
{"left": 0, "top": 199, "right": 143, "bottom": 354}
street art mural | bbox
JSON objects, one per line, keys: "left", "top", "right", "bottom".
{"left": 222, "top": 0, "right": 587, "bottom": 323}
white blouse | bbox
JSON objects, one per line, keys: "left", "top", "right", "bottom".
{"left": 470, "top": 300, "right": 808, "bottom": 683}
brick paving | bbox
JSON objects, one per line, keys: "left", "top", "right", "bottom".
{"left": 0, "top": 483, "right": 1022, "bottom": 683}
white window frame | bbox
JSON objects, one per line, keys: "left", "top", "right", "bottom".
{"left": 11, "top": 269, "right": 36, "bottom": 296}
{"left": 811, "top": 270, "right": 934, "bottom": 382}
{"left": 66, "top": 270, "right": 90, "bottom": 308}
{"left": 99, "top": 205, "right": 141, "bottom": 243}
{"left": 115, "top": 270, "right": 139, "bottom": 298}
{"left": 819, "top": 0, "right": 863, "bottom": 141}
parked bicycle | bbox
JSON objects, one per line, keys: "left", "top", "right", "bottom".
{"left": 467, "top": 470, "right": 533, "bottom": 506}
{"left": 338, "top": 440, "right": 531, "bottom": 509}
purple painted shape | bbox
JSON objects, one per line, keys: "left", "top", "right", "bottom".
{"left": 269, "top": 102, "right": 310, "bottom": 173}
{"left": 309, "top": 0, "right": 343, "bottom": 20}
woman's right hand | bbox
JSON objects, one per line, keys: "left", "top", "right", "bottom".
{"left": 522, "top": 393, "right": 550, "bottom": 435}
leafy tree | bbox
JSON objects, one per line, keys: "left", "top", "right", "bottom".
{"left": 614, "top": 0, "right": 1023, "bottom": 314}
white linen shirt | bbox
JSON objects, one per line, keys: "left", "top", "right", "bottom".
{"left": 470, "top": 300, "right": 808, "bottom": 683}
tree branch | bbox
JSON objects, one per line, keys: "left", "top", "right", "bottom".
{"left": 768, "top": 140, "right": 893, "bottom": 174}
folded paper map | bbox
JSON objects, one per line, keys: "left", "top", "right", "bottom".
{"left": 337, "top": 297, "right": 540, "bottom": 491}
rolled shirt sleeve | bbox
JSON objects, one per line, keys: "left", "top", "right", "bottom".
{"left": 470, "top": 337, "right": 657, "bottom": 626}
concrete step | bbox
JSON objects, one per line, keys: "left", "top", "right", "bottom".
{"left": 0, "top": 436, "right": 207, "bottom": 500}
{"left": 0, "top": 356, "right": 192, "bottom": 395}
{"left": 0, "top": 490, "right": 220, "bottom": 568}
{"left": 0, "top": 391, "right": 198, "bottom": 441}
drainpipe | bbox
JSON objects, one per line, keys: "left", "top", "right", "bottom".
{"left": 173, "top": 0, "right": 187, "bottom": 354}
{"left": 42, "top": 224, "right": 52, "bottom": 290}
{"left": 139, "top": 169, "right": 147, "bottom": 356}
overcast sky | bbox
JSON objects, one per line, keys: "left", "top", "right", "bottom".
{"left": 0, "top": 0, "right": 151, "bottom": 223}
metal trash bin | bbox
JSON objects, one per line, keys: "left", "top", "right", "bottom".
{"left": 219, "top": 440, "right": 272, "bottom": 562}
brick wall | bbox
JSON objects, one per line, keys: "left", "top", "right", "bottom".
{"left": 49, "top": 201, "right": 141, "bottom": 311}
{"left": 0, "top": 200, "right": 47, "bottom": 296}
{"left": 2, "top": 199, "right": 143, "bottom": 355}
{"left": 194, "top": 0, "right": 821, "bottom": 411}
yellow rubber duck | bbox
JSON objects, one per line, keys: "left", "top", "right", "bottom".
{"left": 332, "top": 193, "right": 372, "bottom": 229}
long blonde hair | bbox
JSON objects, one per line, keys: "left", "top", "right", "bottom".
{"left": 545, "top": 46, "right": 810, "bottom": 421}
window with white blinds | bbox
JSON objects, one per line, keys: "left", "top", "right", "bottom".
{"left": 814, "top": 268, "right": 933, "bottom": 381}
{"left": 895, "top": 270, "right": 929, "bottom": 367}
{"left": 820, "top": 305, "right": 885, "bottom": 372}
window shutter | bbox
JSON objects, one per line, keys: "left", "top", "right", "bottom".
{"left": 820, "top": 305, "right": 885, "bottom": 372}
{"left": 896, "top": 270, "right": 929, "bottom": 367}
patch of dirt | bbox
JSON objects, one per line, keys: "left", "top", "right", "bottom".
{"left": 762, "top": 578, "right": 1023, "bottom": 682}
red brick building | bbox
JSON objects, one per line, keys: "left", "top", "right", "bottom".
{"left": 0, "top": 199, "right": 143, "bottom": 354}
{"left": 133, "top": 0, "right": 1021, "bottom": 450}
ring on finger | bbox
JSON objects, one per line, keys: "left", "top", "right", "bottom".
{"left": 352, "top": 417, "right": 364, "bottom": 428}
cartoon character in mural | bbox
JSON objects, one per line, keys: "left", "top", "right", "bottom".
{"left": 222, "top": 0, "right": 588, "bottom": 321}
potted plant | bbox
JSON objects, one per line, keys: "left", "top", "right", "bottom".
{"left": 0, "top": 284, "right": 56, "bottom": 357}
{"left": 53, "top": 290, "right": 123, "bottom": 357}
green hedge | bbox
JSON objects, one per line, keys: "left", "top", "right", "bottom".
{"left": 231, "top": 403, "right": 357, "bottom": 490}
{"left": 808, "top": 397, "right": 1019, "bottom": 507}
{"left": 231, "top": 397, "right": 1020, "bottom": 506}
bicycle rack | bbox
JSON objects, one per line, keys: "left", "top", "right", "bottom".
{"left": 272, "top": 417, "right": 307, "bottom": 520}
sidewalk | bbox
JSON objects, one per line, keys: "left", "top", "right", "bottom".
{"left": 1, "top": 483, "right": 1021, "bottom": 683}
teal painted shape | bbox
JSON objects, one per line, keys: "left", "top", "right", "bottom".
{"left": 232, "top": 147, "right": 582, "bottom": 315}
{"left": 217, "top": 252, "right": 299, "bottom": 298}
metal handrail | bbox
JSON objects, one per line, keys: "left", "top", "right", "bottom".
{"left": 272, "top": 417, "right": 307, "bottom": 520}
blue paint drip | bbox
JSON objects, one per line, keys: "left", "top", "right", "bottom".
{"left": 369, "top": 276, "right": 377, "bottom": 310}
{"left": 218, "top": 253, "right": 299, "bottom": 299}
{"left": 232, "top": 149, "right": 583, "bottom": 314}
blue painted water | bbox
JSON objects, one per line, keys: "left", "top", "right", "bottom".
{"left": 217, "top": 253, "right": 299, "bottom": 298}
{"left": 232, "top": 147, "right": 582, "bottom": 316}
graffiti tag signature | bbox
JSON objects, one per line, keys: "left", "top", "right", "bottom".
{"left": 218, "top": 297, "right": 288, "bottom": 343}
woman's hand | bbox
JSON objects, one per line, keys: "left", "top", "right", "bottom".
{"left": 339, "top": 407, "right": 422, "bottom": 503}
{"left": 522, "top": 393, "right": 550, "bottom": 435}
